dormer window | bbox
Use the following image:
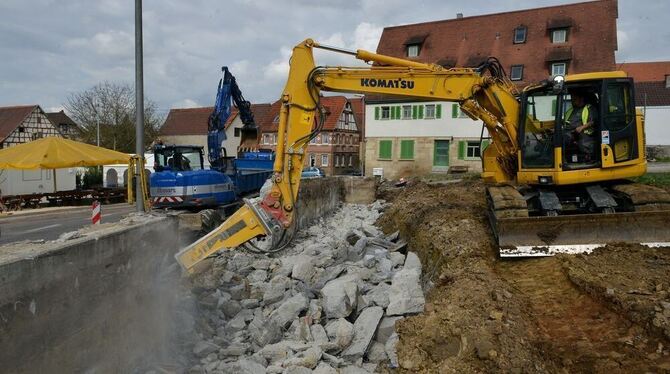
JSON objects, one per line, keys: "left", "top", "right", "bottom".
{"left": 404, "top": 35, "right": 427, "bottom": 57}
{"left": 514, "top": 26, "right": 527, "bottom": 44}
{"left": 551, "top": 28, "right": 567, "bottom": 43}
{"left": 665, "top": 75, "right": 670, "bottom": 89}
{"left": 407, "top": 44, "right": 420, "bottom": 57}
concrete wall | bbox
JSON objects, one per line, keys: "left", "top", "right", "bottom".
{"left": 0, "top": 216, "right": 191, "bottom": 373}
{"left": 294, "top": 176, "right": 376, "bottom": 229}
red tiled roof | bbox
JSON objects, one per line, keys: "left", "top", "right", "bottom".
{"left": 620, "top": 62, "right": 670, "bottom": 83}
{"left": 349, "top": 96, "right": 365, "bottom": 134}
{"left": 376, "top": 0, "right": 618, "bottom": 85}
{"left": 160, "top": 104, "right": 272, "bottom": 136}
{"left": 159, "top": 107, "right": 213, "bottom": 136}
{"left": 0, "top": 105, "right": 37, "bottom": 142}
{"left": 259, "top": 96, "right": 355, "bottom": 134}
{"left": 635, "top": 82, "right": 670, "bottom": 107}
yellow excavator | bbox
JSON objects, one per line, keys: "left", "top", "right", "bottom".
{"left": 176, "top": 39, "right": 670, "bottom": 272}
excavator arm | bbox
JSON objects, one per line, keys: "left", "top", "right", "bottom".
{"left": 176, "top": 39, "right": 524, "bottom": 272}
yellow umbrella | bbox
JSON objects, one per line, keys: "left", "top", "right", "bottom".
{"left": 0, "top": 136, "right": 130, "bottom": 169}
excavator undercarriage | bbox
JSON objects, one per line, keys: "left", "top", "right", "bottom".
{"left": 489, "top": 183, "right": 670, "bottom": 257}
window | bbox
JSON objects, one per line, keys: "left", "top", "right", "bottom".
{"left": 348, "top": 155, "right": 353, "bottom": 166}
{"left": 335, "top": 155, "right": 339, "bottom": 167}
{"left": 309, "top": 154, "right": 316, "bottom": 167}
{"left": 551, "top": 29, "right": 567, "bottom": 43}
{"left": 400, "top": 140, "right": 415, "bottom": 160}
{"left": 551, "top": 62, "right": 567, "bottom": 76}
{"left": 18, "top": 126, "right": 25, "bottom": 133}
{"left": 665, "top": 75, "right": 670, "bottom": 89}
{"left": 510, "top": 65, "right": 524, "bottom": 81}
{"left": 402, "top": 105, "right": 412, "bottom": 119}
{"left": 451, "top": 104, "right": 469, "bottom": 118}
{"left": 273, "top": 115, "right": 279, "bottom": 123}
{"left": 513, "top": 26, "right": 527, "bottom": 44}
{"left": 380, "top": 106, "right": 390, "bottom": 120}
{"left": 321, "top": 154, "right": 329, "bottom": 167}
{"left": 37, "top": 116, "right": 41, "bottom": 124}
{"left": 378, "top": 140, "right": 392, "bottom": 160}
{"left": 407, "top": 44, "right": 420, "bottom": 57}
{"left": 425, "top": 104, "right": 436, "bottom": 119}
{"left": 234, "top": 128, "right": 241, "bottom": 137}
{"left": 322, "top": 133, "right": 330, "bottom": 144}
{"left": 466, "top": 141, "right": 481, "bottom": 158}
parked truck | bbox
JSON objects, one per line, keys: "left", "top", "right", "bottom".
{"left": 149, "top": 67, "right": 273, "bottom": 228}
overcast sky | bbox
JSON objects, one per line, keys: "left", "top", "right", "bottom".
{"left": 1, "top": 0, "right": 668, "bottom": 116}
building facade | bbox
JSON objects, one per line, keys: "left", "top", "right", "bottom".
{"left": 0, "top": 105, "right": 76, "bottom": 195}
{"left": 620, "top": 62, "right": 670, "bottom": 153}
{"left": 46, "top": 110, "right": 80, "bottom": 140}
{"left": 258, "top": 96, "right": 363, "bottom": 176}
{"left": 365, "top": 0, "right": 619, "bottom": 179}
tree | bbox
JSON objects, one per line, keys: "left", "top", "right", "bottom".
{"left": 64, "top": 82, "right": 163, "bottom": 153}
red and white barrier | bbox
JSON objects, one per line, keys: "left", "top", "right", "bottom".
{"left": 92, "top": 200, "right": 101, "bottom": 225}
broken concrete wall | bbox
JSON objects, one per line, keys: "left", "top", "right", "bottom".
{"left": 0, "top": 216, "right": 190, "bottom": 373}
{"left": 340, "top": 176, "right": 376, "bottom": 204}
{"left": 295, "top": 177, "right": 344, "bottom": 230}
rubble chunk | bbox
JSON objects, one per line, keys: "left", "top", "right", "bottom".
{"left": 325, "top": 318, "right": 355, "bottom": 349}
{"left": 341, "top": 306, "right": 384, "bottom": 359}
{"left": 321, "top": 275, "right": 359, "bottom": 318}
{"left": 270, "top": 293, "right": 309, "bottom": 328}
{"left": 386, "top": 268, "right": 425, "bottom": 316}
{"left": 193, "top": 341, "right": 220, "bottom": 358}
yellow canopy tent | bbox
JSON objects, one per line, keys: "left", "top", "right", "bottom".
{"left": 0, "top": 137, "right": 148, "bottom": 209}
{"left": 0, "top": 136, "right": 129, "bottom": 169}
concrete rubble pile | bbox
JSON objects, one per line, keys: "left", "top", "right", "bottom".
{"left": 189, "top": 202, "right": 425, "bottom": 374}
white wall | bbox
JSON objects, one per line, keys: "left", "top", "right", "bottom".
{"left": 643, "top": 106, "right": 670, "bottom": 145}
{"left": 103, "top": 153, "right": 154, "bottom": 188}
{"left": 365, "top": 101, "right": 486, "bottom": 138}
{"left": 0, "top": 168, "right": 76, "bottom": 196}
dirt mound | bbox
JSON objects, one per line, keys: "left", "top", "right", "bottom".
{"left": 378, "top": 180, "right": 670, "bottom": 373}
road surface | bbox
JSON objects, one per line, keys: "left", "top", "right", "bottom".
{"left": 648, "top": 162, "right": 670, "bottom": 173}
{"left": 0, "top": 203, "right": 136, "bottom": 245}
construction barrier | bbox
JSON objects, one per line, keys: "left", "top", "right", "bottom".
{"left": 91, "top": 200, "right": 101, "bottom": 225}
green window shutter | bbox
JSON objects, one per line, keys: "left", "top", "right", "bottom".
{"left": 452, "top": 104, "right": 459, "bottom": 118}
{"left": 418, "top": 105, "right": 424, "bottom": 119}
{"left": 481, "top": 140, "right": 490, "bottom": 151}
{"left": 436, "top": 104, "right": 442, "bottom": 119}
{"left": 400, "top": 140, "right": 415, "bottom": 159}
{"left": 379, "top": 140, "right": 392, "bottom": 159}
{"left": 551, "top": 99, "right": 557, "bottom": 116}
{"left": 412, "top": 105, "right": 418, "bottom": 119}
{"left": 458, "top": 141, "right": 466, "bottom": 159}
{"left": 395, "top": 106, "right": 401, "bottom": 120}
{"left": 390, "top": 106, "right": 395, "bottom": 120}
{"left": 374, "top": 107, "right": 379, "bottom": 120}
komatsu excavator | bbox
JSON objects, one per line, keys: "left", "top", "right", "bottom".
{"left": 176, "top": 39, "right": 670, "bottom": 272}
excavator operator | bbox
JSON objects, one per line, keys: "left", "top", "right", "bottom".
{"left": 564, "top": 88, "right": 598, "bottom": 163}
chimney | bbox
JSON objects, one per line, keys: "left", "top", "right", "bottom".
{"left": 456, "top": 13, "right": 463, "bottom": 19}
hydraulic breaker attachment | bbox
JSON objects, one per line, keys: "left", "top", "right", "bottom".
{"left": 175, "top": 198, "right": 275, "bottom": 273}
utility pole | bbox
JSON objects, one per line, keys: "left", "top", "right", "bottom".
{"left": 134, "top": 0, "right": 145, "bottom": 212}
{"left": 96, "top": 98, "right": 100, "bottom": 146}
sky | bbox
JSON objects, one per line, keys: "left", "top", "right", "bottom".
{"left": 0, "top": 0, "right": 668, "bottom": 116}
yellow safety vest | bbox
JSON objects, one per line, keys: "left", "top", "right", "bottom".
{"left": 565, "top": 104, "right": 594, "bottom": 135}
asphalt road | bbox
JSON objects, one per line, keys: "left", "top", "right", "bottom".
{"left": 648, "top": 162, "right": 670, "bottom": 173}
{"left": 0, "top": 203, "right": 136, "bottom": 245}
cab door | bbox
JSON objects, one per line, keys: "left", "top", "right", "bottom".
{"left": 600, "top": 78, "right": 638, "bottom": 165}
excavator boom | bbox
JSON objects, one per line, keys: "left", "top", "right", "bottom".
{"left": 175, "top": 38, "right": 670, "bottom": 273}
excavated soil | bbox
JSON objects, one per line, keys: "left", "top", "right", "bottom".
{"left": 377, "top": 180, "right": 670, "bottom": 373}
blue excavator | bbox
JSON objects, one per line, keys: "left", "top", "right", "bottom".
{"left": 150, "top": 67, "right": 273, "bottom": 218}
